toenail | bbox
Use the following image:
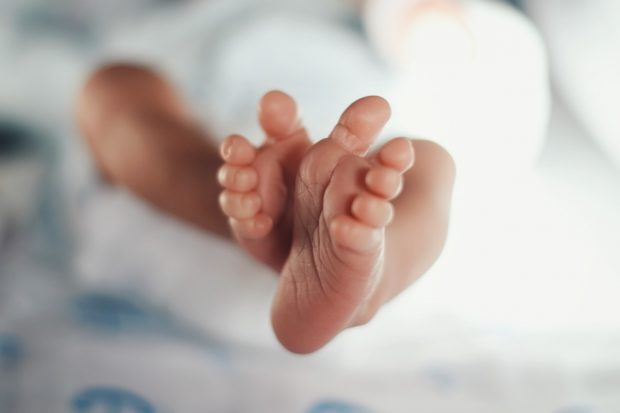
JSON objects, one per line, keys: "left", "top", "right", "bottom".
{"left": 331, "top": 122, "right": 370, "bottom": 155}
{"left": 217, "top": 167, "right": 227, "bottom": 185}
{"left": 222, "top": 143, "right": 232, "bottom": 159}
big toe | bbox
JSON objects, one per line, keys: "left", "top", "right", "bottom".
{"left": 329, "top": 96, "right": 391, "bottom": 156}
{"left": 258, "top": 90, "right": 306, "bottom": 141}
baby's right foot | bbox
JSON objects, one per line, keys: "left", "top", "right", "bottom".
{"left": 272, "top": 96, "right": 414, "bottom": 353}
{"left": 218, "top": 91, "right": 311, "bottom": 271}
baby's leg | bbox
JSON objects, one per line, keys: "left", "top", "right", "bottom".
{"left": 77, "top": 64, "right": 230, "bottom": 237}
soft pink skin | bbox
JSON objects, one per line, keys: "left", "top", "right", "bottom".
{"left": 219, "top": 91, "right": 311, "bottom": 271}
{"left": 219, "top": 92, "right": 430, "bottom": 353}
{"left": 79, "top": 65, "right": 455, "bottom": 354}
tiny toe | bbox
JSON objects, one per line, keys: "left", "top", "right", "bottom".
{"left": 219, "top": 190, "right": 262, "bottom": 220}
{"left": 259, "top": 90, "right": 307, "bottom": 142}
{"left": 365, "top": 166, "right": 403, "bottom": 200}
{"left": 217, "top": 164, "right": 258, "bottom": 192}
{"left": 329, "top": 215, "right": 382, "bottom": 252}
{"left": 378, "top": 138, "right": 415, "bottom": 172}
{"left": 229, "top": 214, "right": 273, "bottom": 239}
{"left": 351, "top": 193, "right": 394, "bottom": 228}
{"left": 328, "top": 96, "right": 391, "bottom": 156}
{"left": 220, "top": 134, "right": 256, "bottom": 165}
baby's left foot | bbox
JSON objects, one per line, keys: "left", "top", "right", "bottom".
{"left": 218, "top": 91, "right": 311, "bottom": 271}
{"left": 272, "top": 96, "right": 414, "bottom": 353}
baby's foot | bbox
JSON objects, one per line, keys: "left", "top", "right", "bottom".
{"left": 271, "top": 96, "right": 414, "bottom": 353}
{"left": 218, "top": 91, "right": 311, "bottom": 271}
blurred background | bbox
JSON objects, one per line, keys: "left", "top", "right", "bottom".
{"left": 0, "top": 0, "right": 619, "bottom": 412}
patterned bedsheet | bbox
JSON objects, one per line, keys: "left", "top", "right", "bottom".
{"left": 1, "top": 1, "right": 619, "bottom": 411}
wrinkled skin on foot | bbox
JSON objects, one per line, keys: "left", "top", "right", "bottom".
{"left": 219, "top": 92, "right": 414, "bottom": 353}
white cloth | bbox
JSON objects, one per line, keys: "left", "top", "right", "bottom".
{"left": 2, "top": 0, "right": 620, "bottom": 411}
